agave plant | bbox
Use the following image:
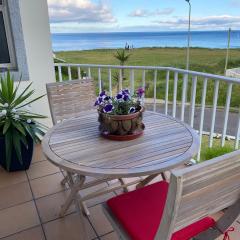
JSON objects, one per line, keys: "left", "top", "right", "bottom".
{"left": 114, "top": 49, "right": 131, "bottom": 66}
{"left": 0, "top": 72, "right": 47, "bottom": 170}
{"left": 114, "top": 49, "right": 131, "bottom": 81}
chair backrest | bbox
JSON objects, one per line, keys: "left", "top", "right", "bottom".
{"left": 156, "top": 150, "right": 240, "bottom": 240}
{"left": 46, "top": 79, "right": 96, "bottom": 124}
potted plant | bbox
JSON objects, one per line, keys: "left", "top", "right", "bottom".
{"left": 95, "top": 87, "right": 145, "bottom": 141}
{"left": 0, "top": 72, "right": 47, "bottom": 172}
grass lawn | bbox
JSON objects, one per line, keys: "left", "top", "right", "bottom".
{"left": 55, "top": 47, "right": 240, "bottom": 74}
{"left": 55, "top": 48, "right": 240, "bottom": 108}
{"left": 200, "top": 135, "right": 235, "bottom": 161}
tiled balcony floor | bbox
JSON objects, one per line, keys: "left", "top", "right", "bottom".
{"left": 0, "top": 145, "right": 239, "bottom": 240}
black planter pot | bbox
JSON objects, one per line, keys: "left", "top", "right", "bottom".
{"left": 0, "top": 135, "right": 34, "bottom": 172}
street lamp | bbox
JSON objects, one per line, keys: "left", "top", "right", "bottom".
{"left": 185, "top": 0, "right": 191, "bottom": 70}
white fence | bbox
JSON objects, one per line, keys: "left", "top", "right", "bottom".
{"left": 54, "top": 63, "right": 240, "bottom": 160}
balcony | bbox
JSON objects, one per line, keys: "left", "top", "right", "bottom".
{"left": 1, "top": 61, "right": 240, "bottom": 240}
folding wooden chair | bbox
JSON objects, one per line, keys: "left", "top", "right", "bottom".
{"left": 46, "top": 79, "right": 96, "bottom": 125}
{"left": 103, "top": 150, "right": 240, "bottom": 240}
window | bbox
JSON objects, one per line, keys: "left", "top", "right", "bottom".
{"left": 0, "top": 0, "right": 16, "bottom": 69}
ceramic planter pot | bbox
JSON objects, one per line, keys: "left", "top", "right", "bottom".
{"left": 98, "top": 107, "right": 145, "bottom": 141}
{"left": 0, "top": 135, "right": 34, "bottom": 172}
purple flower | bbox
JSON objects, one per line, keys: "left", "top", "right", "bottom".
{"left": 104, "top": 96, "right": 111, "bottom": 101}
{"left": 99, "top": 91, "right": 106, "bottom": 97}
{"left": 136, "top": 87, "right": 145, "bottom": 98}
{"left": 122, "top": 89, "right": 130, "bottom": 95}
{"left": 94, "top": 96, "right": 104, "bottom": 106}
{"left": 116, "top": 93, "right": 123, "bottom": 100}
{"left": 123, "top": 95, "right": 129, "bottom": 101}
{"left": 129, "top": 107, "right": 136, "bottom": 113}
{"left": 94, "top": 100, "right": 99, "bottom": 106}
{"left": 103, "top": 104, "right": 114, "bottom": 113}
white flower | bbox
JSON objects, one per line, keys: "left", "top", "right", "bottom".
{"left": 27, "top": 119, "right": 32, "bottom": 124}
{"left": 3, "top": 103, "right": 9, "bottom": 107}
{"left": 11, "top": 108, "right": 17, "bottom": 113}
{"left": 14, "top": 115, "right": 20, "bottom": 119}
{"left": 1, "top": 110, "right": 7, "bottom": 115}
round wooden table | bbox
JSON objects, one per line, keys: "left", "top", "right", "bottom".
{"left": 42, "top": 110, "right": 199, "bottom": 216}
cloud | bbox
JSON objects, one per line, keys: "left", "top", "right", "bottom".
{"left": 129, "top": 8, "right": 174, "bottom": 18}
{"left": 48, "top": 0, "right": 116, "bottom": 23}
{"left": 153, "top": 15, "right": 240, "bottom": 30}
{"left": 129, "top": 9, "right": 149, "bottom": 18}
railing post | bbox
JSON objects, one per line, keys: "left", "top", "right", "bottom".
{"left": 108, "top": 68, "right": 112, "bottom": 97}
{"left": 119, "top": 69, "right": 123, "bottom": 91}
{"left": 153, "top": 70, "right": 157, "bottom": 112}
{"left": 189, "top": 76, "right": 197, "bottom": 128}
{"left": 172, "top": 72, "right": 178, "bottom": 118}
{"left": 197, "top": 78, "right": 208, "bottom": 161}
{"left": 235, "top": 109, "right": 240, "bottom": 149}
{"left": 209, "top": 80, "right": 219, "bottom": 148}
{"left": 68, "top": 66, "right": 72, "bottom": 81}
{"left": 130, "top": 69, "right": 135, "bottom": 94}
{"left": 181, "top": 73, "right": 188, "bottom": 121}
{"left": 221, "top": 83, "right": 233, "bottom": 147}
{"left": 142, "top": 70, "right": 146, "bottom": 105}
{"left": 58, "top": 66, "right": 62, "bottom": 82}
{"left": 165, "top": 70, "right": 170, "bottom": 115}
{"left": 88, "top": 67, "right": 91, "bottom": 78}
{"left": 98, "top": 68, "right": 102, "bottom": 93}
{"left": 77, "top": 67, "right": 81, "bottom": 79}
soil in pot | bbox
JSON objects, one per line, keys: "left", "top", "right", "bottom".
{"left": 0, "top": 135, "right": 34, "bottom": 172}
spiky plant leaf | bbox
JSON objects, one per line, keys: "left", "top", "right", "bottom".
{"left": 5, "top": 129, "right": 13, "bottom": 171}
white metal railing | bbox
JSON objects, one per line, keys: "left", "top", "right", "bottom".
{"left": 54, "top": 63, "right": 240, "bottom": 161}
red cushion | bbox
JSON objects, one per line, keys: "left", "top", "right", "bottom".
{"left": 107, "top": 181, "right": 216, "bottom": 240}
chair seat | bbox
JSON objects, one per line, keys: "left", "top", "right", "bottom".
{"left": 107, "top": 181, "right": 216, "bottom": 240}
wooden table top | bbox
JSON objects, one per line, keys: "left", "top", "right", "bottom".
{"left": 42, "top": 110, "right": 200, "bottom": 178}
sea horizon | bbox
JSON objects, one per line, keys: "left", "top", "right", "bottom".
{"left": 52, "top": 30, "right": 240, "bottom": 52}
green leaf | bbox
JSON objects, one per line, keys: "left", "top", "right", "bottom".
{"left": 20, "top": 134, "right": 28, "bottom": 149}
{"left": 11, "top": 75, "right": 22, "bottom": 102}
{"left": 11, "top": 121, "right": 26, "bottom": 136}
{"left": 23, "top": 123, "right": 36, "bottom": 142}
{"left": 7, "top": 71, "right": 14, "bottom": 101}
{"left": 0, "top": 89, "right": 7, "bottom": 104}
{"left": 5, "top": 129, "right": 13, "bottom": 171}
{"left": 3, "top": 119, "right": 11, "bottom": 134}
{"left": 17, "top": 94, "right": 46, "bottom": 109}
{"left": 12, "top": 130, "right": 23, "bottom": 165}
{"left": 1, "top": 77, "right": 9, "bottom": 102}
{"left": 12, "top": 89, "right": 35, "bottom": 108}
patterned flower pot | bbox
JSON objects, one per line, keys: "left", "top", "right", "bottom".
{"left": 98, "top": 107, "right": 145, "bottom": 141}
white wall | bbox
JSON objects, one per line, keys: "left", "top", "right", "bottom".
{"left": 18, "top": 0, "right": 55, "bottom": 126}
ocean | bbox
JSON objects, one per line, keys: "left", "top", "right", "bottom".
{"left": 52, "top": 31, "right": 240, "bottom": 52}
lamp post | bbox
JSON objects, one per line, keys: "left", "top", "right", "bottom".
{"left": 185, "top": 0, "right": 191, "bottom": 71}
{"left": 224, "top": 28, "right": 231, "bottom": 75}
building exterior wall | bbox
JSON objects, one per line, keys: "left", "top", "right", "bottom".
{"left": 15, "top": 0, "right": 55, "bottom": 126}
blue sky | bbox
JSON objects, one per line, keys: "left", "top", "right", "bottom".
{"left": 48, "top": 0, "right": 240, "bottom": 33}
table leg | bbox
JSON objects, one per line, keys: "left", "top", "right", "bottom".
{"left": 60, "top": 172, "right": 86, "bottom": 217}
{"left": 118, "top": 178, "right": 128, "bottom": 193}
{"left": 136, "top": 172, "right": 167, "bottom": 189}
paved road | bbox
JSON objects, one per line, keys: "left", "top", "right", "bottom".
{"left": 145, "top": 104, "right": 239, "bottom": 137}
